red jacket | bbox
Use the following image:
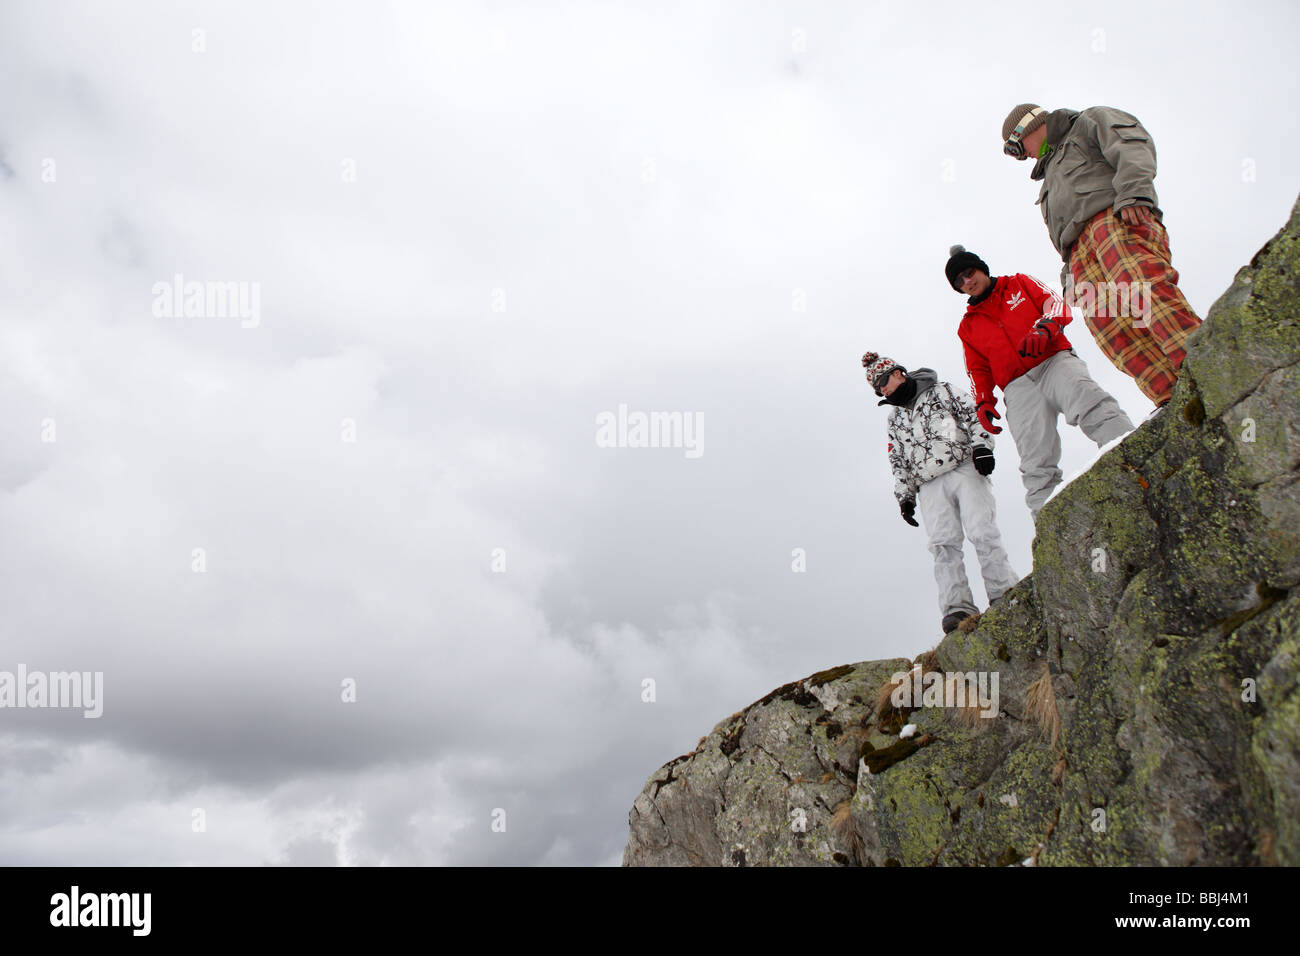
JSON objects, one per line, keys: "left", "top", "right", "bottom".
{"left": 958, "top": 273, "right": 1073, "bottom": 406}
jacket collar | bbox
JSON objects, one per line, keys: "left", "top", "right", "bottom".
{"left": 1030, "top": 108, "right": 1081, "bottom": 181}
{"left": 879, "top": 368, "right": 938, "bottom": 410}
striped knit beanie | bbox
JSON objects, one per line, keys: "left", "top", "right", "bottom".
{"left": 1002, "top": 104, "right": 1047, "bottom": 146}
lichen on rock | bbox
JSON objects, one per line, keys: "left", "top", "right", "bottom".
{"left": 623, "top": 195, "right": 1300, "bottom": 867}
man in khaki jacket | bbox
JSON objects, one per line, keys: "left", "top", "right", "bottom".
{"left": 1001, "top": 104, "right": 1202, "bottom": 407}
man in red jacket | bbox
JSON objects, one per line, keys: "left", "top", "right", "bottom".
{"left": 946, "top": 245, "right": 1134, "bottom": 518}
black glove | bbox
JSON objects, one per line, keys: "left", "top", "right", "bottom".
{"left": 1018, "top": 318, "right": 1060, "bottom": 359}
{"left": 972, "top": 446, "right": 995, "bottom": 476}
{"left": 900, "top": 497, "right": 919, "bottom": 527}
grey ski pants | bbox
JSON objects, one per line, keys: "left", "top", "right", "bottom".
{"left": 1003, "top": 350, "right": 1135, "bottom": 516}
{"left": 917, "top": 459, "right": 1021, "bottom": 617}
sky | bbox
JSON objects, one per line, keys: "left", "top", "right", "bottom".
{"left": 1, "top": 0, "right": 1297, "bottom": 867}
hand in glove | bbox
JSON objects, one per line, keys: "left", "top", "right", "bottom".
{"left": 976, "top": 400, "right": 1003, "bottom": 435}
{"left": 899, "top": 497, "right": 919, "bottom": 527}
{"left": 1018, "top": 318, "right": 1061, "bottom": 359}
{"left": 972, "top": 446, "right": 995, "bottom": 476}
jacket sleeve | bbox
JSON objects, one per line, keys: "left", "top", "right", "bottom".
{"left": 944, "top": 383, "right": 994, "bottom": 451}
{"left": 961, "top": 333, "right": 997, "bottom": 408}
{"left": 1088, "top": 106, "right": 1158, "bottom": 212}
{"left": 886, "top": 418, "right": 917, "bottom": 502}
{"left": 1021, "top": 273, "right": 1073, "bottom": 328}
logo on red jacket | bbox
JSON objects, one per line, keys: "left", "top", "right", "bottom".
{"left": 1006, "top": 291, "right": 1025, "bottom": 310}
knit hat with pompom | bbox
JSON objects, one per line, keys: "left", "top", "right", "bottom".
{"left": 862, "top": 351, "right": 905, "bottom": 395}
{"left": 944, "top": 244, "right": 990, "bottom": 291}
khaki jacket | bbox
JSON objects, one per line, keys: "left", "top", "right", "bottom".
{"left": 1031, "top": 106, "right": 1161, "bottom": 268}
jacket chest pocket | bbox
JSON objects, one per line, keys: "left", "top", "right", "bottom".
{"left": 1110, "top": 121, "right": 1148, "bottom": 144}
{"left": 1054, "top": 139, "right": 1089, "bottom": 173}
{"left": 1058, "top": 143, "right": 1111, "bottom": 196}
{"left": 1043, "top": 154, "right": 1091, "bottom": 225}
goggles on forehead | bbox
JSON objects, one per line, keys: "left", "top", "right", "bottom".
{"left": 1003, "top": 107, "right": 1046, "bottom": 158}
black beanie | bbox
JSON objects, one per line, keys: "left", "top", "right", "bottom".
{"left": 945, "top": 244, "right": 990, "bottom": 291}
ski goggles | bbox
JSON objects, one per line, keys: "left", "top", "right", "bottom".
{"left": 872, "top": 368, "right": 901, "bottom": 394}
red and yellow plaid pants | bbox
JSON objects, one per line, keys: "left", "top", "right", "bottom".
{"left": 1068, "top": 208, "right": 1202, "bottom": 405}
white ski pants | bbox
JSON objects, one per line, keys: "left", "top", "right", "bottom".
{"left": 917, "top": 459, "right": 1021, "bottom": 618}
{"left": 1003, "top": 350, "right": 1135, "bottom": 516}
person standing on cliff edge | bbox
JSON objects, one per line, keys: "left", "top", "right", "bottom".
{"left": 944, "top": 245, "right": 1134, "bottom": 519}
{"left": 861, "top": 350, "right": 1019, "bottom": 634}
{"left": 1001, "top": 103, "right": 1203, "bottom": 408}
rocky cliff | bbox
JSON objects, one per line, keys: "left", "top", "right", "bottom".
{"left": 623, "top": 196, "right": 1300, "bottom": 867}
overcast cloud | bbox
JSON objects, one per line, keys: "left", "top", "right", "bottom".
{"left": 1, "top": 0, "right": 1297, "bottom": 866}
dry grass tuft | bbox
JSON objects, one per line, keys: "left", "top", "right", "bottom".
{"left": 831, "top": 799, "right": 867, "bottom": 865}
{"left": 874, "top": 669, "right": 913, "bottom": 721}
{"left": 937, "top": 671, "right": 995, "bottom": 732}
{"left": 1257, "top": 829, "right": 1276, "bottom": 866}
{"left": 1052, "top": 751, "right": 1069, "bottom": 787}
{"left": 912, "top": 647, "right": 940, "bottom": 672}
{"left": 831, "top": 799, "right": 854, "bottom": 835}
{"left": 1026, "top": 664, "right": 1060, "bottom": 748}
{"left": 951, "top": 698, "right": 990, "bottom": 731}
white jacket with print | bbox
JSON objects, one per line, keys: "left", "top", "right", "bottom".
{"left": 885, "top": 370, "right": 996, "bottom": 503}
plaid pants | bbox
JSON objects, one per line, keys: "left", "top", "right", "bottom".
{"left": 1068, "top": 208, "right": 1202, "bottom": 405}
